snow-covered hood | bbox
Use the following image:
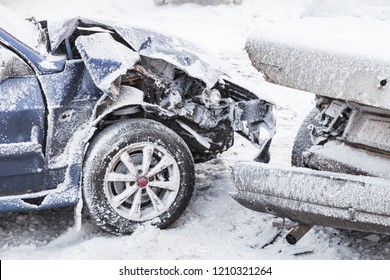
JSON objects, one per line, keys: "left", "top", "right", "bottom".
{"left": 48, "top": 17, "right": 223, "bottom": 88}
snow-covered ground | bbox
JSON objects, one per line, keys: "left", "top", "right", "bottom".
{"left": 1, "top": 0, "right": 390, "bottom": 260}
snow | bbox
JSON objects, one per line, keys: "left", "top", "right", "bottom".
{"left": 0, "top": 4, "right": 41, "bottom": 51}
{"left": 1, "top": 0, "right": 390, "bottom": 260}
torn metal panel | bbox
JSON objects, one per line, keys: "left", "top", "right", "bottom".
{"left": 75, "top": 33, "right": 140, "bottom": 98}
{"left": 45, "top": 17, "right": 276, "bottom": 161}
{"left": 93, "top": 85, "right": 174, "bottom": 125}
{"left": 308, "top": 97, "right": 390, "bottom": 154}
{"left": 220, "top": 75, "right": 275, "bottom": 105}
{"left": 49, "top": 17, "right": 223, "bottom": 88}
{"left": 114, "top": 25, "right": 223, "bottom": 88}
{"left": 49, "top": 17, "right": 108, "bottom": 52}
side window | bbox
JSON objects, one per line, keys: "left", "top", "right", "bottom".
{"left": 0, "top": 44, "right": 34, "bottom": 81}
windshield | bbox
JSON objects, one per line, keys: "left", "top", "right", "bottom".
{"left": 0, "top": 4, "right": 41, "bottom": 51}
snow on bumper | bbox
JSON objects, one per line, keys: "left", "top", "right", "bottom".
{"left": 232, "top": 162, "right": 390, "bottom": 235}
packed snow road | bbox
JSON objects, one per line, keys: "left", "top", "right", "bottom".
{"left": 1, "top": 0, "right": 390, "bottom": 259}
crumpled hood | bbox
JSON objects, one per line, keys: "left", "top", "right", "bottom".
{"left": 48, "top": 17, "right": 224, "bottom": 88}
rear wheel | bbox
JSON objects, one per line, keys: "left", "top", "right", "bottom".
{"left": 83, "top": 119, "right": 195, "bottom": 235}
{"left": 291, "top": 108, "right": 320, "bottom": 167}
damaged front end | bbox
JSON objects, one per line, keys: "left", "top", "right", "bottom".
{"left": 99, "top": 56, "right": 276, "bottom": 163}
{"left": 53, "top": 18, "right": 275, "bottom": 163}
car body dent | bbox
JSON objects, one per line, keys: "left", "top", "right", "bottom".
{"left": 114, "top": 25, "right": 224, "bottom": 88}
{"left": 49, "top": 17, "right": 224, "bottom": 89}
{"left": 75, "top": 32, "right": 140, "bottom": 97}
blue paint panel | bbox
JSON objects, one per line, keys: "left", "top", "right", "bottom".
{"left": 40, "top": 61, "right": 103, "bottom": 158}
{"left": 0, "top": 164, "right": 81, "bottom": 212}
{"left": 0, "top": 77, "right": 45, "bottom": 144}
{"left": 0, "top": 152, "right": 43, "bottom": 177}
{"left": 0, "top": 76, "right": 46, "bottom": 196}
{"left": 0, "top": 173, "right": 44, "bottom": 196}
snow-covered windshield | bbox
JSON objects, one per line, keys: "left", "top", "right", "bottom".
{"left": 0, "top": 5, "right": 41, "bottom": 51}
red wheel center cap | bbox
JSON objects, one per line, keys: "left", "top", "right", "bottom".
{"left": 137, "top": 177, "right": 149, "bottom": 188}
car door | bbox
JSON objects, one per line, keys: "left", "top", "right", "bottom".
{"left": 0, "top": 43, "right": 46, "bottom": 196}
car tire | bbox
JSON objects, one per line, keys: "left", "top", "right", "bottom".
{"left": 83, "top": 118, "right": 195, "bottom": 235}
{"left": 291, "top": 108, "right": 320, "bottom": 167}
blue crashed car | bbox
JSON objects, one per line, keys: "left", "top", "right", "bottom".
{"left": 0, "top": 5, "right": 274, "bottom": 234}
